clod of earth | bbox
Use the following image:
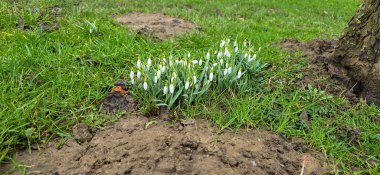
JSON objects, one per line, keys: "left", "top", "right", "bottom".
{"left": 115, "top": 13, "right": 198, "bottom": 40}
{"left": 6, "top": 115, "right": 325, "bottom": 175}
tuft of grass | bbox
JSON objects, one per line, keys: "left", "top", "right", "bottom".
{"left": 2, "top": 0, "right": 379, "bottom": 174}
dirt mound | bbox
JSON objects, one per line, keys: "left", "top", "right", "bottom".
{"left": 3, "top": 115, "right": 324, "bottom": 175}
{"left": 280, "top": 39, "right": 360, "bottom": 104}
{"left": 115, "top": 13, "right": 197, "bottom": 40}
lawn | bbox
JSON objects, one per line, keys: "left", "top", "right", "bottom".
{"left": 1, "top": 0, "right": 379, "bottom": 174}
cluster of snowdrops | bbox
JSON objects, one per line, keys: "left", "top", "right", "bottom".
{"left": 128, "top": 39, "right": 266, "bottom": 109}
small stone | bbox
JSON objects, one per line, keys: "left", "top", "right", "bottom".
{"left": 72, "top": 123, "right": 93, "bottom": 143}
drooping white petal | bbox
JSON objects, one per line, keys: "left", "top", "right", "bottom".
{"left": 157, "top": 70, "right": 161, "bottom": 78}
{"left": 163, "top": 86, "right": 168, "bottom": 94}
{"left": 220, "top": 59, "right": 223, "bottom": 65}
{"left": 193, "top": 76, "right": 197, "bottom": 84}
{"left": 217, "top": 52, "right": 222, "bottom": 59}
{"left": 224, "top": 49, "right": 230, "bottom": 58}
{"left": 206, "top": 52, "right": 210, "bottom": 60}
{"left": 223, "top": 69, "right": 228, "bottom": 76}
{"left": 228, "top": 67, "right": 232, "bottom": 74}
{"left": 192, "top": 60, "right": 198, "bottom": 64}
{"left": 137, "top": 71, "right": 141, "bottom": 79}
{"left": 161, "top": 66, "right": 166, "bottom": 72}
{"left": 237, "top": 69, "right": 242, "bottom": 79}
{"left": 129, "top": 71, "right": 134, "bottom": 80}
{"left": 185, "top": 81, "right": 190, "bottom": 90}
{"left": 137, "top": 59, "right": 142, "bottom": 68}
{"left": 169, "top": 84, "right": 175, "bottom": 94}
{"left": 154, "top": 76, "right": 158, "bottom": 83}
{"left": 147, "top": 58, "right": 152, "bottom": 70}
{"left": 209, "top": 72, "right": 214, "bottom": 81}
{"left": 143, "top": 81, "right": 148, "bottom": 90}
{"left": 199, "top": 59, "right": 203, "bottom": 66}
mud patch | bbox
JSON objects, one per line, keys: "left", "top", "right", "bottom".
{"left": 115, "top": 13, "right": 198, "bottom": 40}
{"left": 280, "top": 39, "right": 359, "bottom": 104}
{"left": 4, "top": 115, "right": 324, "bottom": 175}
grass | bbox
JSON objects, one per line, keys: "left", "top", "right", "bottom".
{"left": 1, "top": 0, "right": 379, "bottom": 174}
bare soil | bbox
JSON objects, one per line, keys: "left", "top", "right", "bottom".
{"left": 280, "top": 39, "right": 360, "bottom": 104}
{"left": 115, "top": 13, "right": 198, "bottom": 40}
{"left": 2, "top": 113, "right": 325, "bottom": 175}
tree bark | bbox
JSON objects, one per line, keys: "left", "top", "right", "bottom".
{"left": 330, "top": 0, "right": 380, "bottom": 105}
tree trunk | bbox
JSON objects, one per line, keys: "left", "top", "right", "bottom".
{"left": 330, "top": 0, "right": 380, "bottom": 105}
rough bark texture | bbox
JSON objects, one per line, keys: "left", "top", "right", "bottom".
{"left": 330, "top": 0, "right": 380, "bottom": 105}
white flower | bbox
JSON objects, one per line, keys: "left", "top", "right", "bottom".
{"left": 129, "top": 70, "right": 134, "bottom": 81}
{"left": 228, "top": 67, "right": 232, "bottom": 74}
{"left": 161, "top": 65, "right": 166, "bottom": 72}
{"left": 224, "top": 49, "right": 230, "bottom": 58}
{"left": 217, "top": 52, "right": 222, "bottom": 59}
{"left": 233, "top": 41, "right": 237, "bottom": 48}
{"left": 237, "top": 69, "right": 242, "bottom": 79}
{"left": 209, "top": 72, "right": 214, "bottom": 81}
{"left": 206, "top": 52, "right": 210, "bottom": 60}
{"left": 192, "top": 60, "right": 198, "bottom": 64}
{"left": 147, "top": 58, "right": 152, "bottom": 70}
{"left": 187, "top": 52, "right": 191, "bottom": 58}
{"left": 169, "top": 83, "right": 175, "bottom": 94}
{"left": 131, "top": 79, "right": 135, "bottom": 85}
{"left": 220, "top": 40, "right": 226, "bottom": 48}
{"left": 157, "top": 69, "right": 161, "bottom": 78}
{"left": 163, "top": 86, "right": 168, "bottom": 94}
{"left": 253, "top": 54, "right": 257, "bottom": 60}
{"left": 185, "top": 81, "right": 190, "bottom": 90}
{"left": 220, "top": 59, "right": 223, "bottom": 65}
{"left": 193, "top": 76, "right": 197, "bottom": 84}
{"left": 244, "top": 53, "right": 248, "bottom": 58}
{"left": 223, "top": 69, "right": 228, "bottom": 76}
{"left": 212, "top": 63, "right": 218, "bottom": 67}
{"left": 227, "top": 38, "right": 230, "bottom": 43}
{"left": 137, "top": 59, "right": 142, "bottom": 68}
{"left": 199, "top": 59, "right": 203, "bottom": 66}
{"left": 258, "top": 47, "right": 262, "bottom": 52}
{"left": 154, "top": 76, "right": 158, "bottom": 83}
{"left": 235, "top": 46, "right": 238, "bottom": 53}
{"left": 137, "top": 71, "right": 141, "bottom": 79}
{"left": 143, "top": 81, "right": 148, "bottom": 90}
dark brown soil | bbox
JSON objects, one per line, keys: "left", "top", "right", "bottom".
{"left": 280, "top": 39, "right": 360, "bottom": 104}
{"left": 115, "top": 13, "right": 198, "bottom": 40}
{"left": 2, "top": 115, "right": 325, "bottom": 175}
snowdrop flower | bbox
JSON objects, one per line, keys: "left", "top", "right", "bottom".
{"left": 137, "top": 70, "right": 141, "bottom": 79}
{"left": 143, "top": 81, "right": 148, "bottom": 90}
{"left": 129, "top": 70, "right": 135, "bottom": 84}
{"left": 233, "top": 41, "right": 237, "bottom": 48}
{"left": 192, "top": 60, "right": 198, "bottom": 64}
{"left": 206, "top": 52, "right": 210, "bottom": 60}
{"left": 220, "top": 59, "right": 224, "bottom": 65}
{"left": 209, "top": 71, "right": 214, "bottom": 81}
{"left": 163, "top": 85, "right": 168, "bottom": 95}
{"left": 235, "top": 46, "right": 238, "bottom": 53}
{"left": 169, "top": 83, "right": 175, "bottom": 94}
{"left": 157, "top": 69, "right": 161, "bottom": 78}
{"left": 227, "top": 38, "right": 230, "bottom": 43}
{"left": 154, "top": 75, "right": 158, "bottom": 84}
{"left": 253, "top": 54, "right": 257, "bottom": 60}
{"left": 199, "top": 59, "right": 203, "bottom": 66}
{"left": 137, "top": 59, "right": 142, "bottom": 68}
{"left": 224, "top": 49, "right": 230, "bottom": 58}
{"left": 223, "top": 68, "right": 228, "bottom": 76}
{"left": 220, "top": 40, "right": 226, "bottom": 48}
{"left": 187, "top": 52, "right": 191, "bottom": 58}
{"left": 228, "top": 67, "right": 232, "bottom": 74}
{"left": 193, "top": 76, "right": 197, "bottom": 84}
{"left": 244, "top": 53, "right": 248, "bottom": 58}
{"left": 185, "top": 80, "right": 190, "bottom": 90}
{"left": 217, "top": 52, "right": 222, "bottom": 59}
{"left": 161, "top": 65, "right": 166, "bottom": 73}
{"left": 237, "top": 69, "right": 242, "bottom": 79}
{"left": 212, "top": 63, "right": 218, "bottom": 67}
{"left": 147, "top": 58, "right": 152, "bottom": 70}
